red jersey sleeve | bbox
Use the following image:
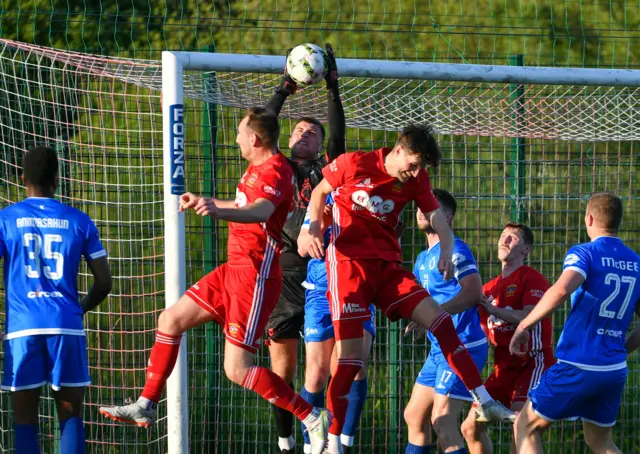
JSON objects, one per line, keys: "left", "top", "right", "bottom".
{"left": 522, "top": 271, "right": 550, "bottom": 307}
{"left": 255, "top": 167, "right": 291, "bottom": 208}
{"left": 414, "top": 170, "right": 440, "bottom": 214}
{"left": 322, "top": 152, "right": 353, "bottom": 190}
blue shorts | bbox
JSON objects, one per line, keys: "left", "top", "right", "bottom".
{"left": 529, "top": 361, "right": 627, "bottom": 427}
{"left": 303, "top": 289, "right": 376, "bottom": 343}
{"left": 2, "top": 335, "right": 91, "bottom": 391}
{"left": 415, "top": 342, "right": 488, "bottom": 401}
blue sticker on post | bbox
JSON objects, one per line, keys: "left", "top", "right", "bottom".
{"left": 169, "top": 104, "right": 185, "bottom": 195}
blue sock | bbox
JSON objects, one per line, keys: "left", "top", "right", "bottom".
{"left": 342, "top": 378, "right": 368, "bottom": 445}
{"left": 15, "top": 424, "right": 40, "bottom": 454}
{"left": 405, "top": 443, "right": 432, "bottom": 454}
{"left": 60, "top": 417, "right": 85, "bottom": 454}
{"left": 300, "top": 385, "right": 325, "bottom": 446}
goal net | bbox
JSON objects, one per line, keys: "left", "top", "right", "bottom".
{"left": 0, "top": 38, "right": 638, "bottom": 453}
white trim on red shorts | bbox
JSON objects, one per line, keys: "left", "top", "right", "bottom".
{"left": 243, "top": 232, "right": 276, "bottom": 346}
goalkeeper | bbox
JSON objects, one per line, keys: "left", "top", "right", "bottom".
{"left": 263, "top": 43, "right": 346, "bottom": 454}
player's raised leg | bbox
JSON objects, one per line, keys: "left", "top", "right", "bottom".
{"left": 409, "top": 300, "right": 512, "bottom": 423}
{"left": 99, "top": 291, "right": 216, "bottom": 426}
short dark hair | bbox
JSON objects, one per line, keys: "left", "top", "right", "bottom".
{"left": 245, "top": 107, "right": 280, "bottom": 148}
{"left": 23, "top": 146, "right": 58, "bottom": 189}
{"left": 433, "top": 189, "right": 457, "bottom": 216}
{"left": 504, "top": 222, "right": 534, "bottom": 247}
{"left": 588, "top": 192, "right": 623, "bottom": 232}
{"left": 396, "top": 123, "right": 441, "bottom": 168}
{"left": 297, "top": 116, "right": 326, "bottom": 140}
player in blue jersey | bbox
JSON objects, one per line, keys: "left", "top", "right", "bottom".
{"left": 0, "top": 146, "right": 112, "bottom": 454}
{"left": 403, "top": 189, "right": 485, "bottom": 454}
{"left": 510, "top": 192, "right": 640, "bottom": 453}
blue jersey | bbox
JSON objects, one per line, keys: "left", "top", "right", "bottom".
{"left": 0, "top": 198, "right": 106, "bottom": 340}
{"left": 301, "top": 194, "right": 334, "bottom": 292}
{"left": 556, "top": 236, "right": 640, "bottom": 371}
{"left": 414, "top": 238, "right": 485, "bottom": 347}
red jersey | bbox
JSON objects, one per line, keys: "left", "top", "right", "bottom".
{"left": 322, "top": 148, "right": 439, "bottom": 262}
{"left": 481, "top": 265, "right": 552, "bottom": 359}
{"left": 227, "top": 152, "right": 294, "bottom": 277}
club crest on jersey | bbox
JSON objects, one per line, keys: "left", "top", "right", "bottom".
{"left": 505, "top": 284, "right": 517, "bottom": 297}
{"left": 351, "top": 190, "right": 395, "bottom": 214}
{"left": 429, "top": 256, "right": 436, "bottom": 270}
{"left": 392, "top": 182, "right": 404, "bottom": 193}
{"left": 246, "top": 174, "right": 258, "bottom": 187}
{"left": 355, "top": 178, "right": 374, "bottom": 188}
{"left": 228, "top": 323, "right": 240, "bottom": 337}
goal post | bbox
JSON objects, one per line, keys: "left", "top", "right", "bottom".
{"left": 0, "top": 38, "right": 638, "bottom": 453}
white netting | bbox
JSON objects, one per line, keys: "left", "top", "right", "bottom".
{"left": 2, "top": 38, "right": 639, "bottom": 142}
{"left": 0, "top": 38, "right": 638, "bottom": 454}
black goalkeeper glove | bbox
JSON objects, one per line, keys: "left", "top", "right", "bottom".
{"left": 275, "top": 48, "right": 298, "bottom": 96}
{"left": 324, "top": 43, "right": 339, "bottom": 90}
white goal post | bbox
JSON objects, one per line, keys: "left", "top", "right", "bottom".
{"left": 161, "top": 50, "right": 640, "bottom": 454}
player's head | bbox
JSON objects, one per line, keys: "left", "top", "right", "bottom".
{"left": 585, "top": 192, "right": 623, "bottom": 235}
{"left": 498, "top": 222, "right": 534, "bottom": 263}
{"left": 289, "top": 117, "right": 325, "bottom": 161}
{"left": 416, "top": 189, "right": 456, "bottom": 233}
{"left": 22, "top": 146, "right": 59, "bottom": 193}
{"left": 387, "top": 123, "right": 441, "bottom": 183}
{"left": 236, "top": 107, "right": 280, "bottom": 159}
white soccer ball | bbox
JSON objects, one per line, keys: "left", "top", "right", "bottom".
{"left": 286, "top": 43, "right": 328, "bottom": 87}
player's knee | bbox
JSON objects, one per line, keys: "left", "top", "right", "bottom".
{"left": 305, "top": 365, "right": 330, "bottom": 391}
{"left": 403, "top": 402, "right": 428, "bottom": 433}
{"left": 223, "top": 361, "right": 249, "bottom": 386}
{"left": 157, "top": 309, "right": 179, "bottom": 333}
{"left": 460, "top": 417, "right": 478, "bottom": 441}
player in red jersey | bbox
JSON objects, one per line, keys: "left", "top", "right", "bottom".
{"left": 302, "top": 124, "right": 515, "bottom": 454}
{"left": 100, "top": 107, "right": 331, "bottom": 454}
{"left": 461, "top": 223, "right": 554, "bottom": 454}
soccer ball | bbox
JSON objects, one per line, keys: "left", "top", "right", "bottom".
{"left": 286, "top": 43, "right": 328, "bottom": 87}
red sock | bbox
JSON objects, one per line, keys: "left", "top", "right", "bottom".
{"left": 327, "top": 359, "right": 363, "bottom": 436}
{"left": 242, "top": 366, "right": 313, "bottom": 421}
{"left": 141, "top": 331, "right": 182, "bottom": 402}
{"left": 429, "top": 312, "right": 483, "bottom": 390}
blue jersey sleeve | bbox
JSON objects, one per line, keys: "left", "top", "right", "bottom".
{"left": 452, "top": 240, "right": 479, "bottom": 281}
{"left": 83, "top": 218, "right": 106, "bottom": 261}
{"left": 562, "top": 245, "right": 590, "bottom": 279}
{"left": 0, "top": 215, "right": 5, "bottom": 257}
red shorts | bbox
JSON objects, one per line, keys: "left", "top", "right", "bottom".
{"left": 326, "top": 259, "right": 428, "bottom": 340}
{"left": 484, "top": 349, "right": 555, "bottom": 407}
{"left": 186, "top": 263, "right": 282, "bottom": 353}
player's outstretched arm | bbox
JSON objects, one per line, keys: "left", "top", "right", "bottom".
{"left": 440, "top": 273, "right": 484, "bottom": 315}
{"left": 324, "top": 44, "right": 346, "bottom": 163}
{"left": 265, "top": 49, "right": 297, "bottom": 116}
{"left": 307, "top": 179, "right": 334, "bottom": 258}
{"left": 207, "top": 198, "right": 276, "bottom": 223}
{"left": 481, "top": 295, "right": 534, "bottom": 325}
{"left": 625, "top": 304, "right": 640, "bottom": 353}
{"left": 426, "top": 208, "right": 455, "bottom": 280}
{"left": 80, "top": 256, "right": 112, "bottom": 314}
{"left": 510, "top": 269, "right": 584, "bottom": 355}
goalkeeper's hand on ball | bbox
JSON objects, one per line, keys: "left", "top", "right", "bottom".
{"left": 277, "top": 48, "right": 298, "bottom": 96}
{"left": 324, "top": 43, "right": 338, "bottom": 90}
